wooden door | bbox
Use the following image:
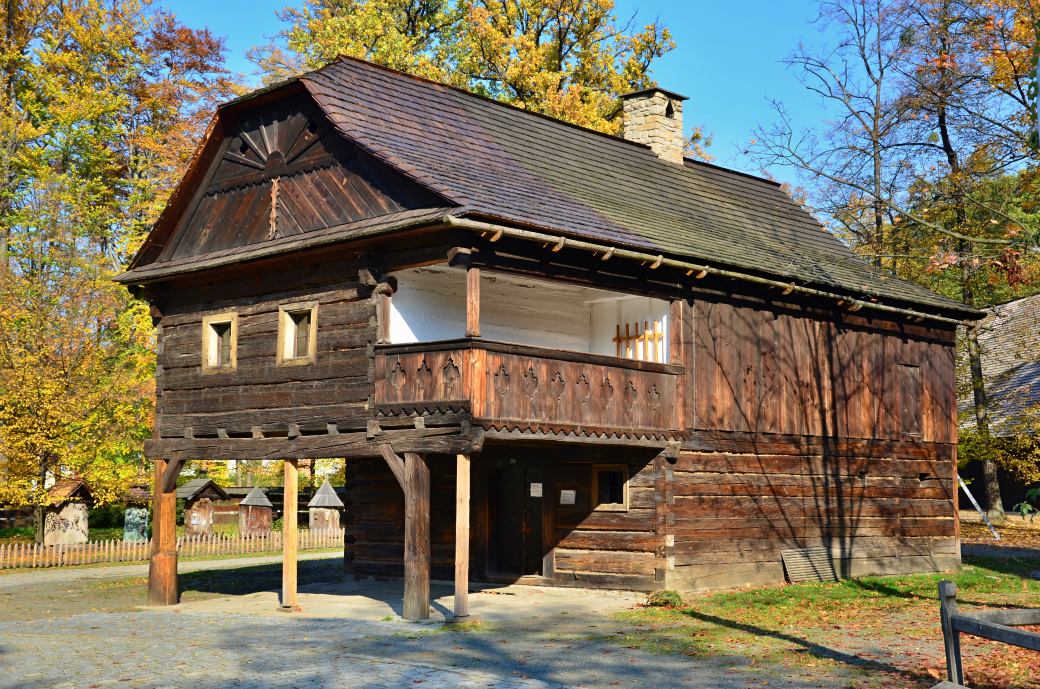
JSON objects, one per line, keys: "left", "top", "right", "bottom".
{"left": 488, "top": 464, "right": 544, "bottom": 576}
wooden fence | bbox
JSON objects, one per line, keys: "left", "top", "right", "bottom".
{"left": 0, "top": 529, "right": 345, "bottom": 570}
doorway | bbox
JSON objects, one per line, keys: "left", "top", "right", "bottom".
{"left": 488, "top": 463, "right": 544, "bottom": 576}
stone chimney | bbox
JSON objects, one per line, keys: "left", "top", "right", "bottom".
{"left": 620, "top": 87, "right": 689, "bottom": 164}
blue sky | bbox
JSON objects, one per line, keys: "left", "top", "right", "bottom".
{"left": 158, "top": 0, "right": 834, "bottom": 180}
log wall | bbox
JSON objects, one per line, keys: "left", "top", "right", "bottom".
{"left": 155, "top": 253, "right": 377, "bottom": 440}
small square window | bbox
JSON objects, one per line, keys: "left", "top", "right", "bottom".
{"left": 278, "top": 302, "right": 318, "bottom": 366}
{"left": 201, "top": 312, "right": 238, "bottom": 373}
{"left": 592, "top": 464, "right": 629, "bottom": 512}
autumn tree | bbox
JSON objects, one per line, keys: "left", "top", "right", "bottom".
{"left": 0, "top": 0, "right": 235, "bottom": 526}
{"left": 248, "top": 0, "right": 701, "bottom": 139}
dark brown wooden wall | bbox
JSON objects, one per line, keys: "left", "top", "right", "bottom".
{"left": 686, "top": 298, "right": 957, "bottom": 443}
{"left": 553, "top": 457, "right": 659, "bottom": 587}
{"left": 344, "top": 454, "right": 459, "bottom": 579}
{"left": 662, "top": 437, "right": 958, "bottom": 590}
{"left": 155, "top": 254, "right": 377, "bottom": 439}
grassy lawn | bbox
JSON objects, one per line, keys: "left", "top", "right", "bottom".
{"left": 611, "top": 555, "right": 1040, "bottom": 689}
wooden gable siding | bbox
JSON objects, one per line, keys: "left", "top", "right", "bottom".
{"left": 685, "top": 299, "right": 956, "bottom": 443}
{"left": 154, "top": 251, "right": 377, "bottom": 440}
{"left": 159, "top": 95, "right": 443, "bottom": 264}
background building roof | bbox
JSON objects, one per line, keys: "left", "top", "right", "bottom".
{"left": 307, "top": 479, "right": 344, "bottom": 508}
{"left": 176, "top": 478, "right": 230, "bottom": 502}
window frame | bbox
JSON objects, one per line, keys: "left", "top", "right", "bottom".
{"left": 591, "top": 464, "right": 629, "bottom": 512}
{"left": 201, "top": 311, "right": 239, "bottom": 374}
{"left": 277, "top": 301, "right": 318, "bottom": 367}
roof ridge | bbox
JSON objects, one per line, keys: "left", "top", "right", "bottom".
{"left": 317, "top": 55, "right": 666, "bottom": 154}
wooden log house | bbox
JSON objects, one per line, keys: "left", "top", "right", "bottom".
{"left": 116, "top": 57, "right": 983, "bottom": 617}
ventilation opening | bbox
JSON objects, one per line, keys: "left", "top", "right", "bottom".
{"left": 665, "top": 100, "right": 675, "bottom": 119}
{"left": 919, "top": 472, "right": 931, "bottom": 482}
{"left": 239, "top": 141, "right": 249, "bottom": 154}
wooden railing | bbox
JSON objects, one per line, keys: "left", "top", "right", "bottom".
{"left": 0, "top": 529, "right": 344, "bottom": 570}
{"left": 939, "top": 579, "right": 1040, "bottom": 686}
{"left": 375, "top": 339, "right": 684, "bottom": 436}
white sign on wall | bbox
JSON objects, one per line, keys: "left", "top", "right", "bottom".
{"left": 530, "top": 483, "right": 543, "bottom": 497}
{"left": 560, "top": 490, "right": 576, "bottom": 505}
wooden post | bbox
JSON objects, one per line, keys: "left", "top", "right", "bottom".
{"left": 147, "top": 457, "right": 179, "bottom": 606}
{"left": 454, "top": 453, "right": 471, "bottom": 620}
{"left": 403, "top": 452, "right": 431, "bottom": 620}
{"left": 939, "top": 580, "right": 964, "bottom": 684}
{"left": 542, "top": 461, "right": 556, "bottom": 580}
{"left": 466, "top": 266, "right": 480, "bottom": 338}
{"left": 281, "top": 459, "right": 299, "bottom": 611}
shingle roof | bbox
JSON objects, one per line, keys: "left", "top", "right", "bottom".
{"left": 239, "top": 486, "right": 273, "bottom": 508}
{"left": 303, "top": 58, "right": 973, "bottom": 315}
{"left": 176, "top": 478, "right": 230, "bottom": 501}
{"left": 307, "top": 479, "right": 344, "bottom": 508}
{"left": 48, "top": 479, "right": 91, "bottom": 502}
{"left": 122, "top": 56, "right": 978, "bottom": 318}
{"left": 958, "top": 293, "right": 1040, "bottom": 436}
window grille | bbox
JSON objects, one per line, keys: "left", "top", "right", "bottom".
{"left": 613, "top": 320, "right": 665, "bottom": 362}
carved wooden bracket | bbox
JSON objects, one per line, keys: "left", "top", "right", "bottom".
{"left": 161, "top": 455, "right": 185, "bottom": 494}
{"left": 378, "top": 443, "right": 407, "bottom": 491}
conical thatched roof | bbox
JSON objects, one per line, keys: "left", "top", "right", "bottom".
{"left": 239, "top": 486, "right": 273, "bottom": 508}
{"left": 307, "top": 479, "right": 344, "bottom": 508}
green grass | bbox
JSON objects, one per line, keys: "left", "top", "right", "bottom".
{"left": 610, "top": 555, "right": 1040, "bottom": 688}
{"left": 0, "top": 527, "right": 33, "bottom": 542}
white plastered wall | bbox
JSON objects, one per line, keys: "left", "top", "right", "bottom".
{"left": 389, "top": 265, "right": 671, "bottom": 359}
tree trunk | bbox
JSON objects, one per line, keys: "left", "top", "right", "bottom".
{"left": 962, "top": 266, "right": 1004, "bottom": 523}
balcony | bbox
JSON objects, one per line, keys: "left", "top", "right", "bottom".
{"left": 374, "top": 338, "right": 685, "bottom": 443}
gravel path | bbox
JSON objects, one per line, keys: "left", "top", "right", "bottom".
{"left": 0, "top": 610, "right": 847, "bottom": 689}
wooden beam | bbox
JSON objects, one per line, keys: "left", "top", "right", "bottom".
{"left": 161, "top": 457, "right": 185, "bottom": 494}
{"left": 148, "top": 457, "right": 179, "bottom": 606}
{"left": 379, "top": 443, "right": 407, "bottom": 491}
{"left": 466, "top": 266, "right": 480, "bottom": 338}
{"left": 281, "top": 459, "right": 299, "bottom": 611}
{"left": 454, "top": 453, "right": 471, "bottom": 619}
{"left": 403, "top": 452, "right": 431, "bottom": 620}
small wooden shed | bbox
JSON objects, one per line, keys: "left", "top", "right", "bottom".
{"left": 308, "top": 479, "right": 344, "bottom": 531}
{"left": 122, "top": 477, "right": 153, "bottom": 542}
{"left": 42, "top": 479, "right": 92, "bottom": 546}
{"left": 239, "top": 486, "right": 274, "bottom": 536}
{"left": 177, "top": 478, "right": 229, "bottom": 536}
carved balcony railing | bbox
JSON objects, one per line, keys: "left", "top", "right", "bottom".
{"left": 374, "top": 339, "right": 685, "bottom": 441}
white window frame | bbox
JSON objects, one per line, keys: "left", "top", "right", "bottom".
{"left": 201, "top": 311, "right": 238, "bottom": 374}
{"left": 277, "top": 301, "right": 318, "bottom": 367}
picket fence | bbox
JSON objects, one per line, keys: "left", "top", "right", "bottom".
{"left": 0, "top": 529, "right": 345, "bottom": 570}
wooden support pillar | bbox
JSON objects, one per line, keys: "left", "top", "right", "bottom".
{"left": 281, "top": 459, "right": 299, "bottom": 611}
{"left": 403, "top": 452, "right": 431, "bottom": 620}
{"left": 453, "top": 453, "right": 470, "bottom": 620}
{"left": 148, "top": 457, "right": 179, "bottom": 606}
{"left": 669, "top": 299, "right": 684, "bottom": 365}
{"left": 670, "top": 298, "right": 687, "bottom": 434}
{"left": 466, "top": 266, "right": 480, "bottom": 337}
{"left": 541, "top": 461, "right": 556, "bottom": 580}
